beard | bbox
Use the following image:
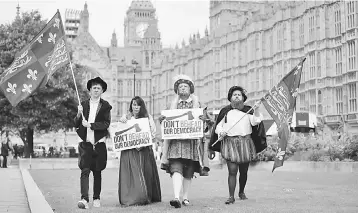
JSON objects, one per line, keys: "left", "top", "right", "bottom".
{"left": 231, "top": 99, "right": 244, "bottom": 110}
{"left": 178, "top": 90, "right": 190, "bottom": 98}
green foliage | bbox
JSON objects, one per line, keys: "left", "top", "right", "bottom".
{"left": 0, "top": 10, "right": 46, "bottom": 69}
{"left": 266, "top": 131, "right": 358, "bottom": 162}
{"left": 343, "top": 135, "right": 358, "bottom": 160}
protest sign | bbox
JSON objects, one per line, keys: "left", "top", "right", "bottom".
{"left": 109, "top": 118, "right": 152, "bottom": 151}
{"left": 161, "top": 108, "right": 203, "bottom": 139}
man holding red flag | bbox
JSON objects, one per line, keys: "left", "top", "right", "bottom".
{"left": 261, "top": 58, "right": 306, "bottom": 172}
{"left": 0, "top": 10, "right": 69, "bottom": 106}
{"left": 209, "top": 86, "right": 266, "bottom": 204}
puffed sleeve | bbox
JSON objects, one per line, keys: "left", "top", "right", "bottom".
{"left": 249, "top": 112, "right": 263, "bottom": 126}
{"left": 214, "top": 117, "right": 225, "bottom": 135}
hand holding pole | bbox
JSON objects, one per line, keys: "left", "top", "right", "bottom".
{"left": 211, "top": 100, "right": 262, "bottom": 147}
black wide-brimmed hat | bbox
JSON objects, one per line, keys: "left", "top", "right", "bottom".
{"left": 87, "top": 77, "right": 107, "bottom": 92}
{"left": 227, "top": 86, "right": 247, "bottom": 102}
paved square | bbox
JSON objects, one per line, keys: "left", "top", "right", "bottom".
{"left": 0, "top": 169, "right": 30, "bottom": 213}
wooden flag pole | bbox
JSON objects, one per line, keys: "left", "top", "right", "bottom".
{"left": 68, "top": 60, "right": 85, "bottom": 120}
{"left": 211, "top": 100, "right": 262, "bottom": 147}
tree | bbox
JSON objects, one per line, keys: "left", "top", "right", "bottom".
{"left": 0, "top": 11, "right": 89, "bottom": 157}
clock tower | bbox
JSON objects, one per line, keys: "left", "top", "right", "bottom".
{"left": 124, "top": 1, "right": 157, "bottom": 47}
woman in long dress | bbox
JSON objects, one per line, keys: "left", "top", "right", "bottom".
{"left": 118, "top": 96, "right": 161, "bottom": 206}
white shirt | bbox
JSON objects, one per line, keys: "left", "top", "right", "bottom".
{"left": 78, "top": 98, "right": 105, "bottom": 144}
{"left": 215, "top": 109, "right": 263, "bottom": 137}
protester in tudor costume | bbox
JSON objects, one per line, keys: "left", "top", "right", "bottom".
{"left": 159, "top": 74, "right": 214, "bottom": 208}
{"left": 74, "top": 77, "right": 112, "bottom": 209}
{"left": 209, "top": 86, "right": 267, "bottom": 205}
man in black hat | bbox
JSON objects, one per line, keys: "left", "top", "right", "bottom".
{"left": 74, "top": 77, "right": 112, "bottom": 209}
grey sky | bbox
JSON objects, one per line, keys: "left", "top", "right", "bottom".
{"left": 0, "top": 0, "right": 210, "bottom": 48}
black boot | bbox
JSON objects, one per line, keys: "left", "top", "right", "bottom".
{"left": 225, "top": 196, "right": 235, "bottom": 204}
{"left": 239, "top": 192, "right": 248, "bottom": 200}
{"left": 170, "top": 199, "right": 181, "bottom": 208}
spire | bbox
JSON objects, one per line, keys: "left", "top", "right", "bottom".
{"left": 16, "top": 2, "right": 20, "bottom": 19}
{"left": 205, "top": 26, "right": 209, "bottom": 37}
{"left": 193, "top": 33, "right": 196, "bottom": 42}
{"left": 181, "top": 39, "right": 185, "bottom": 48}
{"left": 175, "top": 43, "right": 179, "bottom": 49}
{"left": 79, "top": 2, "right": 89, "bottom": 34}
{"left": 197, "top": 31, "right": 200, "bottom": 39}
{"left": 111, "top": 29, "right": 118, "bottom": 47}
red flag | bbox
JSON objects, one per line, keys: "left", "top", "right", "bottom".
{"left": 0, "top": 10, "right": 69, "bottom": 106}
{"left": 261, "top": 58, "right": 306, "bottom": 172}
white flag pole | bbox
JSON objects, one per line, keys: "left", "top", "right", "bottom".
{"left": 68, "top": 59, "right": 85, "bottom": 120}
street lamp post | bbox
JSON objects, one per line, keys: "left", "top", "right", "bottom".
{"left": 153, "top": 86, "right": 156, "bottom": 118}
{"left": 131, "top": 59, "right": 138, "bottom": 97}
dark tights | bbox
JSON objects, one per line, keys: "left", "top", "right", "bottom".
{"left": 227, "top": 161, "right": 249, "bottom": 197}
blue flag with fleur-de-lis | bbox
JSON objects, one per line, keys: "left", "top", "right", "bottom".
{"left": 261, "top": 58, "right": 306, "bottom": 172}
{"left": 0, "top": 10, "right": 69, "bottom": 106}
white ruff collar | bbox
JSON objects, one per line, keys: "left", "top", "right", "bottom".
{"left": 179, "top": 96, "right": 192, "bottom": 103}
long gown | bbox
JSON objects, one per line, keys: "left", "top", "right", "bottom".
{"left": 118, "top": 114, "right": 161, "bottom": 206}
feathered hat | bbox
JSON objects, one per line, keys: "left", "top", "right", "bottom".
{"left": 173, "top": 74, "right": 194, "bottom": 94}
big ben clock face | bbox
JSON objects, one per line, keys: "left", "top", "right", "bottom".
{"left": 136, "top": 22, "right": 149, "bottom": 38}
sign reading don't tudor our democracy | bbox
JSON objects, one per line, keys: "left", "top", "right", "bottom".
{"left": 160, "top": 108, "right": 204, "bottom": 140}
{"left": 109, "top": 118, "right": 152, "bottom": 151}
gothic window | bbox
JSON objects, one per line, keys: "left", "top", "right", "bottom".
{"left": 318, "top": 90, "right": 322, "bottom": 103}
{"left": 299, "top": 93, "right": 306, "bottom": 111}
{"left": 348, "top": 41, "right": 356, "bottom": 71}
{"left": 255, "top": 33, "right": 259, "bottom": 54}
{"left": 145, "top": 51, "right": 149, "bottom": 66}
{"left": 299, "top": 19, "right": 304, "bottom": 47}
{"left": 336, "top": 47, "right": 342, "bottom": 84}
{"left": 309, "top": 15, "right": 315, "bottom": 41}
{"left": 151, "top": 52, "right": 155, "bottom": 64}
{"left": 349, "top": 83, "right": 357, "bottom": 112}
{"left": 309, "top": 52, "right": 316, "bottom": 78}
{"left": 317, "top": 52, "right": 321, "bottom": 77}
{"left": 269, "top": 67, "right": 273, "bottom": 88}
{"left": 336, "top": 87, "right": 343, "bottom": 114}
{"left": 347, "top": 1, "right": 356, "bottom": 29}
{"left": 215, "top": 80, "right": 220, "bottom": 99}
{"left": 335, "top": 9, "right": 342, "bottom": 36}
{"left": 309, "top": 90, "right": 316, "bottom": 113}
{"left": 118, "top": 102, "right": 123, "bottom": 116}
{"left": 255, "top": 69, "right": 259, "bottom": 90}
{"left": 316, "top": 10, "right": 320, "bottom": 40}
{"left": 127, "top": 80, "right": 132, "bottom": 97}
{"left": 136, "top": 81, "right": 141, "bottom": 96}
{"left": 118, "top": 80, "right": 123, "bottom": 96}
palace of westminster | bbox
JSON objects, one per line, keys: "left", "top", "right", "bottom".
{"left": 68, "top": 0, "right": 358, "bottom": 134}
{"left": 12, "top": 0, "right": 358, "bottom": 136}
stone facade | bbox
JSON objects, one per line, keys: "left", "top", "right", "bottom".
{"left": 69, "top": 1, "right": 161, "bottom": 122}
{"left": 152, "top": 1, "right": 358, "bottom": 134}
{"left": 64, "top": 8, "right": 81, "bottom": 41}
